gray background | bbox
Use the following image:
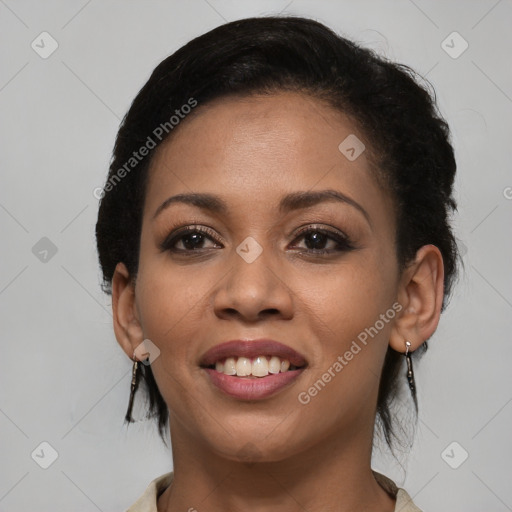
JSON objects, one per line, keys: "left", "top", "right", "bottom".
{"left": 1, "top": 1, "right": 511, "bottom": 510}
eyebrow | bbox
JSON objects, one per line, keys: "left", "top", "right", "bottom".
{"left": 152, "top": 189, "right": 371, "bottom": 225}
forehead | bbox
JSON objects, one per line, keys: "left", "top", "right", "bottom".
{"left": 144, "top": 91, "right": 391, "bottom": 223}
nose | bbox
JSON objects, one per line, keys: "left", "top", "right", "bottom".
{"left": 213, "top": 244, "right": 294, "bottom": 323}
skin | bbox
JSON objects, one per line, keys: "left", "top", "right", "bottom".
{"left": 112, "top": 91, "right": 444, "bottom": 512}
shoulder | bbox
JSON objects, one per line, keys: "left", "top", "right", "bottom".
{"left": 125, "top": 472, "right": 174, "bottom": 512}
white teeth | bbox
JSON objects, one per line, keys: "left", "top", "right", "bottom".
{"left": 268, "top": 356, "right": 281, "bottom": 374}
{"left": 251, "top": 356, "right": 269, "bottom": 377}
{"left": 223, "top": 357, "right": 236, "bottom": 375}
{"left": 235, "top": 357, "right": 251, "bottom": 376}
{"left": 213, "top": 355, "right": 295, "bottom": 377}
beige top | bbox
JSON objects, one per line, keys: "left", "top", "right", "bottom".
{"left": 125, "top": 471, "right": 422, "bottom": 511}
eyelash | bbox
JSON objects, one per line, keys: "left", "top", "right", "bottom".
{"left": 159, "top": 224, "right": 355, "bottom": 256}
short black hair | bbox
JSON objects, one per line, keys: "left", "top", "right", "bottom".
{"left": 95, "top": 15, "right": 458, "bottom": 450}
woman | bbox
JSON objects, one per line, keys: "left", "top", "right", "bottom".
{"left": 95, "top": 16, "right": 458, "bottom": 512}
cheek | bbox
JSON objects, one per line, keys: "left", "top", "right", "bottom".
{"left": 134, "top": 257, "right": 215, "bottom": 366}
{"left": 296, "top": 256, "right": 396, "bottom": 345}
{"left": 136, "top": 247, "right": 397, "bottom": 364}
{"left": 294, "top": 273, "right": 395, "bottom": 423}
{"left": 133, "top": 261, "right": 215, "bottom": 416}
{"left": 292, "top": 256, "right": 397, "bottom": 409}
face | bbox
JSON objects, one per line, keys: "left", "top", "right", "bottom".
{"left": 130, "top": 91, "right": 402, "bottom": 462}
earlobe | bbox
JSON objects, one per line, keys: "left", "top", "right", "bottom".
{"left": 390, "top": 245, "right": 444, "bottom": 353}
{"left": 111, "top": 262, "right": 144, "bottom": 359}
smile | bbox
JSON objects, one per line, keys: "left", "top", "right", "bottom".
{"left": 199, "top": 339, "right": 308, "bottom": 400}
{"left": 209, "top": 355, "right": 301, "bottom": 377}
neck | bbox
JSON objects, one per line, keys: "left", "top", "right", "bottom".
{"left": 157, "top": 423, "right": 395, "bottom": 512}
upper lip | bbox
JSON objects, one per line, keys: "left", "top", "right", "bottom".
{"left": 199, "top": 339, "right": 308, "bottom": 368}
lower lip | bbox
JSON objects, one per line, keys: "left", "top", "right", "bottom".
{"left": 203, "top": 368, "right": 304, "bottom": 400}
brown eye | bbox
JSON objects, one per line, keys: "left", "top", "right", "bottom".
{"left": 160, "top": 226, "right": 222, "bottom": 253}
{"left": 290, "top": 226, "right": 354, "bottom": 255}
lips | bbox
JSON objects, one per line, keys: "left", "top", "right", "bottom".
{"left": 199, "top": 339, "right": 308, "bottom": 400}
{"left": 199, "top": 339, "right": 307, "bottom": 368}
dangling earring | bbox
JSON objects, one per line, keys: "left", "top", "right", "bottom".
{"left": 405, "top": 340, "right": 418, "bottom": 409}
{"left": 125, "top": 352, "right": 140, "bottom": 423}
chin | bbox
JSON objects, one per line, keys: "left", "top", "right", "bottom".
{"left": 204, "top": 424, "right": 306, "bottom": 465}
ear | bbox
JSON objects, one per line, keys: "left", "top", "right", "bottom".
{"left": 389, "top": 245, "right": 444, "bottom": 353}
{"left": 111, "top": 262, "right": 144, "bottom": 360}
